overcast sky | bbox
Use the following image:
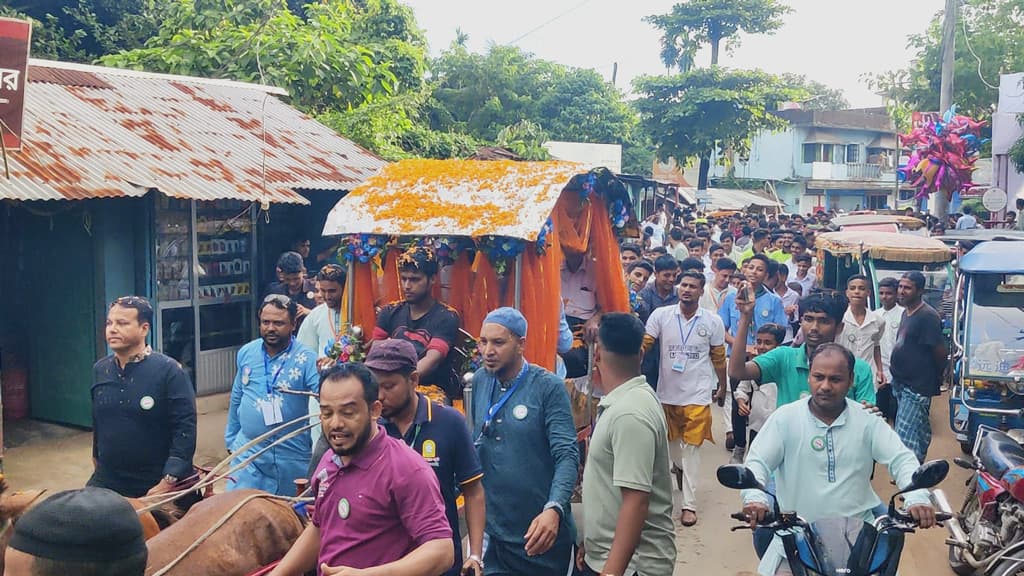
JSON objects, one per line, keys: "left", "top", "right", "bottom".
{"left": 404, "top": 0, "right": 946, "bottom": 108}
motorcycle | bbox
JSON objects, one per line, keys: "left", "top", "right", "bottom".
{"left": 946, "top": 425, "right": 1024, "bottom": 575}
{"left": 717, "top": 459, "right": 952, "bottom": 576}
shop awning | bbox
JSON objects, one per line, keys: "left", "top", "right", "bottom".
{"left": 322, "top": 159, "right": 589, "bottom": 240}
{"left": 684, "top": 187, "right": 782, "bottom": 211}
{"left": 0, "top": 60, "right": 385, "bottom": 204}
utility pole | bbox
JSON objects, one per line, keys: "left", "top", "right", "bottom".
{"left": 934, "top": 0, "right": 957, "bottom": 220}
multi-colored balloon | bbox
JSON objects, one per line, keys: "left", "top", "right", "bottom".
{"left": 897, "top": 106, "right": 988, "bottom": 200}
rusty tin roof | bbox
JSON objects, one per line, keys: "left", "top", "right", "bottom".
{"left": 0, "top": 59, "right": 385, "bottom": 204}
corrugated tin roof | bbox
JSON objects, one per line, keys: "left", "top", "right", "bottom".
{"left": 0, "top": 59, "right": 385, "bottom": 204}
{"left": 322, "top": 159, "right": 587, "bottom": 240}
{"left": 685, "top": 187, "right": 782, "bottom": 210}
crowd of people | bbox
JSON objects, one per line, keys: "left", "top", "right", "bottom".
{"left": 9, "top": 204, "right": 953, "bottom": 576}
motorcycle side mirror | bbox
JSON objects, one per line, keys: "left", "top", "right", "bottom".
{"left": 906, "top": 460, "right": 949, "bottom": 491}
{"left": 716, "top": 464, "right": 766, "bottom": 492}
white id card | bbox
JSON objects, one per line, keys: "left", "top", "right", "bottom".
{"left": 258, "top": 396, "right": 284, "bottom": 426}
{"left": 671, "top": 358, "right": 687, "bottom": 373}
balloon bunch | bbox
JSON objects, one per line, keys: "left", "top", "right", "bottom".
{"left": 898, "top": 106, "right": 988, "bottom": 200}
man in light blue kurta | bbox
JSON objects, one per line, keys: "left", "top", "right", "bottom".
{"left": 741, "top": 345, "right": 934, "bottom": 575}
{"left": 225, "top": 297, "right": 320, "bottom": 496}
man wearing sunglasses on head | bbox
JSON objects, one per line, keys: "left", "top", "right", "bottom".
{"left": 224, "top": 295, "right": 321, "bottom": 495}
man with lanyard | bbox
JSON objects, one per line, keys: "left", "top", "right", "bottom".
{"left": 370, "top": 339, "right": 486, "bottom": 576}
{"left": 263, "top": 252, "right": 317, "bottom": 330}
{"left": 741, "top": 344, "right": 935, "bottom": 576}
{"left": 578, "top": 313, "right": 676, "bottom": 576}
{"left": 643, "top": 271, "right": 727, "bottom": 527}
{"left": 728, "top": 289, "right": 877, "bottom": 413}
{"left": 90, "top": 296, "right": 196, "bottom": 498}
{"left": 225, "top": 295, "right": 320, "bottom": 495}
{"left": 471, "top": 308, "right": 578, "bottom": 576}
{"left": 374, "top": 246, "right": 461, "bottom": 404}
{"left": 269, "top": 363, "right": 454, "bottom": 576}
{"left": 719, "top": 254, "right": 788, "bottom": 461}
{"left": 891, "top": 271, "right": 947, "bottom": 462}
{"left": 637, "top": 254, "right": 679, "bottom": 391}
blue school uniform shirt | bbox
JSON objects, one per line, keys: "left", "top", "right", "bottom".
{"left": 225, "top": 337, "right": 320, "bottom": 495}
{"left": 719, "top": 287, "right": 788, "bottom": 350}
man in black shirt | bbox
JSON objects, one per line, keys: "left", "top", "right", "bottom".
{"left": 372, "top": 246, "right": 461, "bottom": 402}
{"left": 891, "top": 271, "right": 947, "bottom": 462}
{"left": 263, "top": 251, "right": 317, "bottom": 328}
{"left": 89, "top": 296, "right": 196, "bottom": 497}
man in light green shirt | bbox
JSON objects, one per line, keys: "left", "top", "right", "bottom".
{"left": 729, "top": 290, "right": 876, "bottom": 406}
{"left": 740, "top": 344, "right": 935, "bottom": 575}
{"left": 579, "top": 313, "right": 676, "bottom": 576}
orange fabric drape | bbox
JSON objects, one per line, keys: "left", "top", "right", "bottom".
{"left": 555, "top": 193, "right": 593, "bottom": 255}
{"left": 464, "top": 254, "right": 500, "bottom": 338}
{"left": 446, "top": 251, "right": 473, "bottom": 323}
{"left": 589, "top": 199, "right": 631, "bottom": 314}
{"left": 380, "top": 249, "right": 401, "bottom": 306}
{"left": 521, "top": 233, "right": 562, "bottom": 372}
{"left": 352, "top": 261, "right": 377, "bottom": 336}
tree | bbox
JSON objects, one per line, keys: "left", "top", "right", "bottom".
{"left": 645, "top": 0, "right": 791, "bottom": 69}
{"left": 634, "top": 67, "right": 802, "bottom": 189}
{"left": 865, "top": 0, "right": 1024, "bottom": 121}
{"left": 9, "top": 0, "right": 167, "bottom": 61}
{"left": 429, "top": 43, "right": 651, "bottom": 171}
{"left": 779, "top": 73, "right": 849, "bottom": 111}
{"left": 496, "top": 120, "right": 551, "bottom": 161}
{"left": 99, "top": 0, "right": 401, "bottom": 111}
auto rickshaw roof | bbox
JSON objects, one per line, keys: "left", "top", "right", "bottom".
{"left": 937, "top": 229, "right": 1024, "bottom": 245}
{"left": 815, "top": 231, "right": 952, "bottom": 264}
{"left": 321, "top": 159, "right": 613, "bottom": 241}
{"left": 959, "top": 241, "right": 1024, "bottom": 273}
{"left": 830, "top": 214, "right": 927, "bottom": 230}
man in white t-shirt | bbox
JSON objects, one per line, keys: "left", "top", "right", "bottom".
{"left": 643, "top": 271, "right": 727, "bottom": 527}
{"left": 876, "top": 277, "right": 904, "bottom": 385}
{"left": 839, "top": 275, "right": 886, "bottom": 385}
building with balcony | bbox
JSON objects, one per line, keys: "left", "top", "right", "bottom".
{"left": 714, "top": 108, "right": 899, "bottom": 214}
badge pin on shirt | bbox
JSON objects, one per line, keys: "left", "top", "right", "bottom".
{"left": 513, "top": 404, "right": 528, "bottom": 420}
{"left": 242, "top": 366, "right": 251, "bottom": 385}
{"left": 337, "top": 498, "right": 350, "bottom": 519}
{"left": 140, "top": 396, "right": 155, "bottom": 410}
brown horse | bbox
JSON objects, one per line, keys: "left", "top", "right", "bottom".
{"left": 144, "top": 489, "right": 304, "bottom": 576}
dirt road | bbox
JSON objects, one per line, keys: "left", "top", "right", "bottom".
{"left": 674, "top": 397, "right": 970, "bottom": 575}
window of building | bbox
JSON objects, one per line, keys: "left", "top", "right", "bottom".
{"left": 803, "top": 143, "right": 837, "bottom": 163}
{"left": 846, "top": 145, "right": 860, "bottom": 163}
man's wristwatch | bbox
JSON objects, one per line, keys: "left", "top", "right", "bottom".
{"left": 162, "top": 474, "right": 179, "bottom": 485}
{"left": 543, "top": 501, "right": 564, "bottom": 520}
{"left": 466, "top": 554, "right": 484, "bottom": 570}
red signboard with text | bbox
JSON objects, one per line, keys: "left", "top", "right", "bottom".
{"left": 0, "top": 18, "right": 31, "bottom": 151}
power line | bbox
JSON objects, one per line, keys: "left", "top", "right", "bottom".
{"left": 508, "top": 0, "right": 596, "bottom": 45}
{"left": 961, "top": 8, "right": 999, "bottom": 91}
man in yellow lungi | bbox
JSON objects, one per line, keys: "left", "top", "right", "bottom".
{"left": 643, "top": 270, "right": 728, "bottom": 527}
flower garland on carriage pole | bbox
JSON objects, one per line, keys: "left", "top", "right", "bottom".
{"left": 898, "top": 106, "right": 987, "bottom": 200}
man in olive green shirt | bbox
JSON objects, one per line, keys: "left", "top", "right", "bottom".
{"left": 579, "top": 313, "right": 676, "bottom": 576}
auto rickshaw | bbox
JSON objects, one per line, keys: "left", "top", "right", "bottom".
{"left": 949, "top": 241, "right": 1024, "bottom": 452}
{"left": 830, "top": 213, "right": 928, "bottom": 235}
{"left": 815, "top": 231, "right": 954, "bottom": 312}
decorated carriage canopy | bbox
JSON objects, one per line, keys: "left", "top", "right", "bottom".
{"left": 321, "top": 159, "right": 636, "bottom": 371}
{"left": 815, "top": 231, "right": 953, "bottom": 264}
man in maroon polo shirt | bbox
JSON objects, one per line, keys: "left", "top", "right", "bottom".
{"left": 269, "top": 363, "right": 454, "bottom": 576}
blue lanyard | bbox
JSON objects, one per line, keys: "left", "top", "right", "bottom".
{"left": 262, "top": 338, "right": 294, "bottom": 396}
{"left": 675, "top": 311, "right": 699, "bottom": 349}
{"left": 483, "top": 361, "right": 529, "bottom": 432}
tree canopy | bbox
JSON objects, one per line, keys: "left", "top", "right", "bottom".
{"left": 646, "top": 0, "right": 791, "bottom": 69}
{"left": 865, "top": 0, "right": 1024, "bottom": 120}
{"left": 634, "top": 68, "right": 802, "bottom": 189}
